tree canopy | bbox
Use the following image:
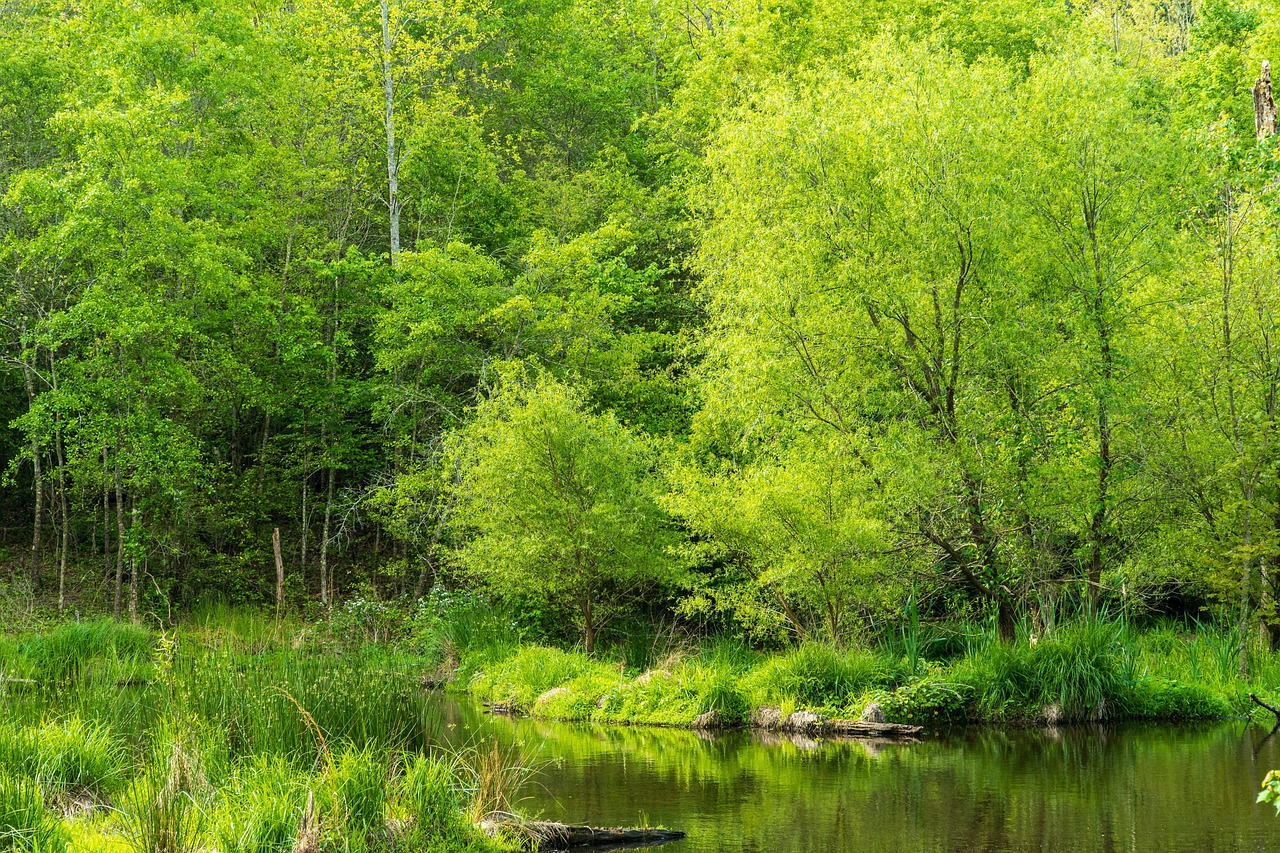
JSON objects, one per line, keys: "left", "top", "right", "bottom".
{"left": 4, "top": 0, "right": 1280, "bottom": 649}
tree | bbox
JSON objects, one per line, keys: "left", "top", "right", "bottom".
{"left": 448, "top": 375, "right": 676, "bottom": 652}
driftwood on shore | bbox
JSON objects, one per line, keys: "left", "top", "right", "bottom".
{"left": 747, "top": 706, "right": 923, "bottom": 741}
{"left": 482, "top": 816, "right": 686, "bottom": 851}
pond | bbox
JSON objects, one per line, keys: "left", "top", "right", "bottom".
{"left": 430, "top": 699, "right": 1280, "bottom": 852}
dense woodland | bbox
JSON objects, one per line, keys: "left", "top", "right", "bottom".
{"left": 3, "top": 0, "right": 1280, "bottom": 651}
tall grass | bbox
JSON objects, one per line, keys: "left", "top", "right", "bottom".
{"left": 17, "top": 621, "right": 152, "bottom": 685}
{"left": 743, "top": 643, "right": 905, "bottom": 710}
{"left": 0, "top": 770, "right": 66, "bottom": 852}
{"left": 213, "top": 756, "right": 308, "bottom": 853}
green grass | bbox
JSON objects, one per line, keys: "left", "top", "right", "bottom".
{"left": 455, "top": 616, "right": 1280, "bottom": 727}
{"left": 0, "top": 769, "right": 67, "bottom": 852}
{"left": 0, "top": 611, "right": 514, "bottom": 853}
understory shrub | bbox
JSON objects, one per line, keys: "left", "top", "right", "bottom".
{"left": 868, "top": 676, "right": 974, "bottom": 725}
{"left": 1128, "top": 679, "right": 1232, "bottom": 721}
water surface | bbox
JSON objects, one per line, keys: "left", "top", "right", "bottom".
{"left": 431, "top": 700, "right": 1280, "bottom": 852}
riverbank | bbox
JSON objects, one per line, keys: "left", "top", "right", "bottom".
{"left": 0, "top": 617, "right": 519, "bottom": 853}
{"left": 455, "top": 621, "right": 1280, "bottom": 729}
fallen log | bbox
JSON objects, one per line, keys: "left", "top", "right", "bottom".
{"left": 750, "top": 706, "right": 922, "bottom": 740}
{"left": 824, "top": 719, "right": 924, "bottom": 740}
{"left": 482, "top": 816, "right": 686, "bottom": 851}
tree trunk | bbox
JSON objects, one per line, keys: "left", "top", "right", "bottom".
{"left": 1088, "top": 394, "right": 1111, "bottom": 602}
{"left": 381, "top": 0, "right": 401, "bottom": 263}
{"left": 319, "top": 463, "right": 335, "bottom": 607}
{"left": 300, "top": 426, "right": 310, "bottom": 593}
{"left": 582, "top": 595, "right": 596, "bottom": 655}
{"left": 103, "top": 447, "right": 111, "bottom": 583}
{"left": 1261, "top": 558, "right": 1280, "bottom": 652}
{"left": 113, "top": 450, "right": 125, "bottom": 619}
{"left": 1255, "top": 61, "right": 1277, "bottom": 140}
{"left": 1240, "top": 498, "right": 1254, "bottom": 679}
{"left": 54, "top": 417, "right": 69, "bottom": 614}
{"left": 23, "top": 362, "right": 42, "bottom": 592}
{"left": 129, "top": 503, "right": 139, "bottom": 623}
{"left": 258, "top": 412, "right": 271, "bottom": 493}
{"left": 273, "top": 527, "right": 285, "bottom": 618}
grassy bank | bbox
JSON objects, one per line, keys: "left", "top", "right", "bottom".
{"left": 452, "top": 617, "right": 1280, "bottom": 728}
{"left": 0, "top": 614, "right": 519, "bottom": 853}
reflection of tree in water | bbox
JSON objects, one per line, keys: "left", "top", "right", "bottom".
{"left": 433, "top": 698, "right": 1280, "bottom": 853}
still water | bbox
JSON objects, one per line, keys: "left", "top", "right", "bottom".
{"left": 431, "top": 699, "right": 1280, "bottom": 852}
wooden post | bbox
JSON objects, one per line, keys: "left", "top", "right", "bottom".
{"left": 273, "top": 527, "right": 284, "bottom": 618}
{"left": 1255, "top": 61, "right": 1277, "bottom": 140}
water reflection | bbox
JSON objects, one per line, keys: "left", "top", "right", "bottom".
{"left": 429, "top": 699, "right": 1280, "bottom": 852}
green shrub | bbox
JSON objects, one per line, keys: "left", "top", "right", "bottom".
{"left": 873, "top": 676, "right": 974, "bottom": 725}
{"left": 0, "top": 770, "right": 66, "bottom": 853}
{"left": 1129, "top": 679, "right": 1231, "bottom": 720}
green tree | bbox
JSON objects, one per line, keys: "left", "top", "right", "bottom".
{"left": 448, "top": 375, "right": 676, "bottom": 652}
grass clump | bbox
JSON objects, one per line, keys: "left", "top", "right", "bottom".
{"left": 0, "top": 719, "right": 126, "bottom": 799}
{"left": 18, "top": 622, "right": 153, "bottom": 685}
{"left": 397, "top": 755, "right": 472, "bottom": 848}
{"left": 468, "top": 647, "right": 616, "bottom": 712}
{"left": 0, "top": 770, "right": 67, "bottom": 852}
{"left": 212, "top": 756, "right": 308, "bottom": 853}
{"left": 327, "top": 747, "right": 388, "bottom": 848}
{"left": 743, "top": 643, "right": 905, "bottom": 711}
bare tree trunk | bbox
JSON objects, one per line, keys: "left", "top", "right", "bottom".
{"left": 258, "top": 412, "right": 271, "bottom": 493}
{"left": 22, "top": 361, "right": 42, "bottom": 591}
{"left": 381, "top": 0, "right": 400, "bottom": 264}
{"left": 273, "top": 527, "right": 285, "bottom": 618}
{"left": 1240, "top": 498, "right": 1254, "bottom": 678}
{"left": 582, "top": 595, "right": 596, "bottom": 655}
{"left": 319, "top": 464, "right": 335, "bottom": 607}
{"left": 129, "top": 503, "right": 139, "bottom": 623}
{"left": 300, "top": 466, "right": 309, "bottom": 592}
{"left": 113, "top": 449, "right": 125, "bottom": 619}
{"left": 103, "top": 446, "right": 110, "bottom": 582}
{"left": 55, "top": 417, "right": 69, "bottom": 614}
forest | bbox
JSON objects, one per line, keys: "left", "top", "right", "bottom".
{"left": 3, "top": 0, "right": 1280, "bottom": 658}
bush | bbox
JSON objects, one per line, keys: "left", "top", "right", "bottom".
{"left": 1128, "top": 679, "right": 1231, "bottom": 720}
{"left": 872, "top": 676, "right": 974, "bottom": 725}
